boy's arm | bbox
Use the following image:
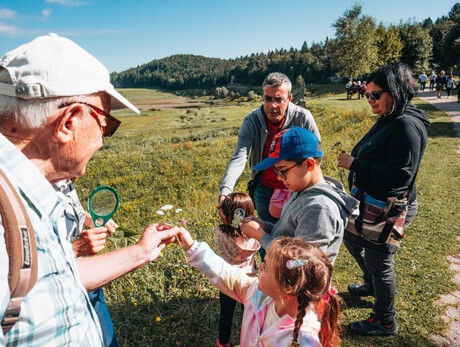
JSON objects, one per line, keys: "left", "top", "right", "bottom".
{"left": 239, "top": 218, "right": 276, "bottom": 250}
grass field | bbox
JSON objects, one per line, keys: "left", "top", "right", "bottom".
{"left": 77, "top": 87, "right": 460, "bottom": 346}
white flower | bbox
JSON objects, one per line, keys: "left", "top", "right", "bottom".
{"left": 161, "top": 204, "right": 174, "bottom": 211}
{"left": 175, "top": 208, "right": 183, "bottom": 213}
{"left": 155, "top": 210, "right": 165, "bottom": 215}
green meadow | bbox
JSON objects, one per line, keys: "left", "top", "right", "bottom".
{"left": 77, "top": 87, "right": 460, "bottom": 346}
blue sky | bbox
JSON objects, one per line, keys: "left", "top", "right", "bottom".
{"left": 0, "top": 0, "right": 457, "bottom": 72}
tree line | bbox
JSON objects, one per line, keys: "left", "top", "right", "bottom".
{"left": 110, "top": 3, "right": 460, "bottom": 90}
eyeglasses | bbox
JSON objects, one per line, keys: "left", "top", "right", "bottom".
{"left": 273, "top": 159, "right": 306, "bottom": 180}
{"left": 263, "top": 95, "right": 289, "bottom": 105}
{"left": 59, "top": 102, "right": 121, "bottom": 137}
{"left": 364, "top": 90, "right": 386, "bottom": 101}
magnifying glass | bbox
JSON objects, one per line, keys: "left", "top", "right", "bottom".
{"left": 88, "top": 185, "right": 119, "bottom": 227}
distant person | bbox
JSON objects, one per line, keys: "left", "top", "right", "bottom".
{"left": 419, "top": 71, "right": 427, "bottom": 91}
{"left": 436, "top": 70, "right": 447, "bottom": 98}
{"left": 214, "top": 192, "right": 259, "bottom": 347}
{"left": 338, "top": 62, "right": 429, "bottom": 337}
{"left": 0, "top": 34, "right": 179, "bottom": 345}
{"left": 360, "top": 81, "right": 367, "bottom": 99}
{"left": 446, "top": 74, "right": 455, "bottom": 98}
{"left": 429, "top": 72, "right": 437, "bottom": 91}
{"left": 176, "top": 230, "right": 341, "bottom": 347}
{"left": 218, "top": 72, "right": 321, "bottom": 246}
{"left": 240, "top": 127, "right": 359, "bottom": 266}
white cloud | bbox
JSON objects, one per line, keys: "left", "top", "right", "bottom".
{"left": 40, "top": 9, "right": 52, "bottom": 21}
{"left": 45, "top": 0, "right": 88, "bottom": 6}
{"left": 0, "top": 8, "right": 17, "bottom": 19}
{"left": 0, "top": 22, "right": 21, "bottom": 35}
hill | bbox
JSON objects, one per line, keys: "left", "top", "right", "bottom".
{"left": 110, "top": 44, "right": 334, "bottom": 91}
{"left": 111, "top": 54, "right": 235, "bottom": 90}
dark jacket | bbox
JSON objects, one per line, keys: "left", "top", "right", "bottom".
{"left": 436, "top": 75, "right": 447, "bottom": 86}
{"left": 348, "top": 103, "right": 430, "bottom": 201}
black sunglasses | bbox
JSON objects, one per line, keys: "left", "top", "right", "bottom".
{"left": 59, "top": 102, "right": 121, "bottom": 137}
{"left": 364, "top": 90, "right": 386, "bottom": 101}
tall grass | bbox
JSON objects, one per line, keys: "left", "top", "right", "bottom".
{"left": 77, "top": 88, "right": 460, "bottom": 346}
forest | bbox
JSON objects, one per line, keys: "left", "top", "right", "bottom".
{"left": 110, "top": 3, "right": 460, "bottom": 91}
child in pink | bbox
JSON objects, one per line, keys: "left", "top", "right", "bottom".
{"left": 177, "top": 229, "right": 341, "bottom": 347}
{"left": 215, "top": 192, "right": 260, "bottom": 346}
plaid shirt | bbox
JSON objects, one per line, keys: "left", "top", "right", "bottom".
{"left": 0, "top": 134, "right": 103, "bottom": 346}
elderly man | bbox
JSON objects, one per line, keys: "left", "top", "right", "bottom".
{"left": 218, "top": 73, "right": 320, "bottom": 227}
{"left": 0, "top": 34, "right": 178, "bottom": 345}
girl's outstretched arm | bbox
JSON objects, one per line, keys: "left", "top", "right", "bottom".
{"left": 177, "top": 228, "right": 256, "bottom": 304}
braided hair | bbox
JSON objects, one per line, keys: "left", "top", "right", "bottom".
{"left": 266, "top": 237, "right": 340, "bottom": 347}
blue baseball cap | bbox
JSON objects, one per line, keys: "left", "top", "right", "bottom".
{"left": 254, "top": 127, "right": 323, "bottom": 171}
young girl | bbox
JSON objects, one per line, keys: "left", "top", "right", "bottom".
{"left": 176, "top": 230, "right": 340, "bottom": 347}
{"left": 215, "top": 192, "right": 260, "bottom": 347}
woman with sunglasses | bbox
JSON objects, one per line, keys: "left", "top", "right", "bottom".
{"left": 338, "top": 62, "right": 430, "bottom": 336}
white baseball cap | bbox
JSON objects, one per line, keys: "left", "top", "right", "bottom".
{"left": 0, "top": 33, "right": 139, "bottom": 114}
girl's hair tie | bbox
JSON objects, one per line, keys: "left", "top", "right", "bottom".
{"left": 323, "top": 286, "right": 338, "bottom": 302}
{"left": 231, "top": 208, "right": 245, "bottom": 229}
{"left": 286, "top": 259, "right": 308, "bottom": 270}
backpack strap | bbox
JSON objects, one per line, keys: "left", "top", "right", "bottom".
{"left": 0, "top": 170, "right": 37, "bottom": 335}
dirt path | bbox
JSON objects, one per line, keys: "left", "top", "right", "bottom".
{"left": 418, "top": 90, "right": 460, "bottom": 137}
{"left": 418, "top": 90, "right": 460, "bottom": 346}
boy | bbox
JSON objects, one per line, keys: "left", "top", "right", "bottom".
{"left": 241, "top": 127, "right": 359, "bottom": 264}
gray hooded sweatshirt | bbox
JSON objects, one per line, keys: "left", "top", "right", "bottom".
{"left": 260, "top": 181, "right": 359, "bottom": 264}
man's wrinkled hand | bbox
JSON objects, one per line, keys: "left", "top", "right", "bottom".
{"left": 137, "top": 224, "right": 180, "bottom": 262}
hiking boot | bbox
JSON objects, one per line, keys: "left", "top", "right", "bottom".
{"left": 349, "top": 315, "right": 397, "bottom": 336}
{"left": 347, "top": 283, "right": 374, "bottom": 297}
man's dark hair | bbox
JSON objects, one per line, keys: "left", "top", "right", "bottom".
{"left": 367, "top": 62, "right": 417, "bottom": 116}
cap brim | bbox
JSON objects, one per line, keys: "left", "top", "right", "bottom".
{"left": 106, "top": 88, "right": 140, "bottom": 114}
{"left": 254, "top": 157, "right": 282, "bottom": 171}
